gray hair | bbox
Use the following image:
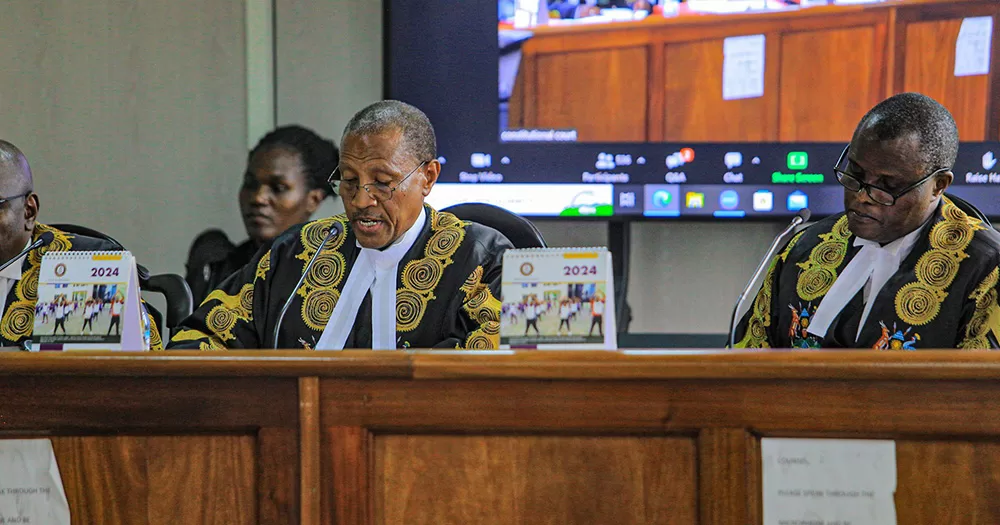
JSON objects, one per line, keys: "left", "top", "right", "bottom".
{"left": 341, "top": 100, "right": 436, "bottom": 164}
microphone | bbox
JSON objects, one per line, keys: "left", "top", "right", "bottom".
{"left": 0, "top": 231, "right": 55, "bottom": 274}
{"left": 272, "top": 222, "right": 343, "bottom": 349}
{"left": 727, "top": 209, "right": 811, "bottom": 348}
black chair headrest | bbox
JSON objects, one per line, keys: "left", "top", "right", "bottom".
{"left": 441, "top": 203, "right": 546, "bottom": 249}
{"left": 144, "top": 274, "right": 194, "bottom": 328}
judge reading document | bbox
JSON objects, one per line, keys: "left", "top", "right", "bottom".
{"left": 0, "top": 140, "right": 162, "bottom": 349}
{"left": 734, "top": 93, "right": 1000, "bottom": 350}
{"left": 169, "top": 101, "right": 512, "bottom": 350}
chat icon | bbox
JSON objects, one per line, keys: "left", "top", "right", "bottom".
{"left": 724, "top": 152, "right": 743, "bottom": 170}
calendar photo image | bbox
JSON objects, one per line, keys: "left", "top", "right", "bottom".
{"left": 501, "top": 281, "right": 609, "bottom": 345}
{"left": 34, "top": 283, "right": 126, "bottom": 344}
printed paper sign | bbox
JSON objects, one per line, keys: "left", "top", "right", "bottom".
{"left": 955, "top": 16, "right": 993, "bottom": 77}
{"left": 723, "top": 34, "right": 766, "bottom": 100}
{"left": 0, "top": 439, "right": 70, "bottom": 525}
{"left": 32, "top": 251, "right": 148, "bottom": 351}
{"left": 500, "top": 248, "right": 616, "bottom": 349}
{"left": 762, "top": 438, "right": 897, "bottom": 525}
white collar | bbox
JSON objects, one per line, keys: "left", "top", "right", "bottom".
{"left": 853, "top": 223, "right": 924, "bottom": 260}
{"left": 0, "top": 239, "right": 32, "bottom": 281}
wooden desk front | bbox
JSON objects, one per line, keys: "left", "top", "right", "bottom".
{"left": 507, "top": 0, "right": 1000, "bottom": 142}
{"left": 3, "top": 350, "right": 1000, "bottom": 524}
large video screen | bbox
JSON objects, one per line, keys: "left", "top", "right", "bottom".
{"left": 386, "top": 0, "right": 1000, "bottom": 219}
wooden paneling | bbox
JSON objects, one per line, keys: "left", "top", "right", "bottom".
{"left": 508, "top": 66, "right": 525, "bottom": 128}
{"left": 406, "top": 347, "right": 1000, "bottom": 380}
{"left": 373, "top": 435, "right": 696, "bottom": 525}
{"left": 258, "top": 428, "right": 300, "bottom": 525}
{"left": 0, "top": 360, "right": 303, "bottom": 525}
{"left": 49, "top": 435, "right": 255, "bottom": 525}
{"left": 779, "top": 27, "right": 881, "bottom": 141}
{"left": 663, "top": 39, "right": 771, "bottom": 142}
{"left": 300, "top": 377, "right": 321, "bottom": 525}
{"left": 12, "top": 348, "right": 1000, "bottom": 380}
{"left": 895, "top": 441, "right": 1000, "bottom": 524}
{"left": 146, "top": 435, "right": 256, "bottom": 524}
{"left": 532, "top": 47, "right": 649, "bottom": 142}
{"left": 324, "top": 426, "right": 372, "bottom": 525}
{"left": 52, "top": 436, "right": 148, "bottom": 524}
{"left": 699, "top": 429, "right": 757, "bottom": 525}
{"left": 0, "top": 376, "right": 298, "bottom": 430}
{"left": 902, "top": 19, "right": 992, "bottom": 141}
{"left": 0, "top": 349, "right": 414, "bottom": 377}
{"left": 320, "top": 377, "right": 1000, "bottom": 436}
{"left": 15, "top": 351, "right": 1000, "bottom": 523}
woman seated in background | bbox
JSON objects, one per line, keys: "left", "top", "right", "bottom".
{"left": 185, "top": 125, "right": 338, "bottom": 305}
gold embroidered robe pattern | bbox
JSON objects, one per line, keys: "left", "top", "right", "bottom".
{"left": 734, "top": 198, "right": 1000, "bottom": 349}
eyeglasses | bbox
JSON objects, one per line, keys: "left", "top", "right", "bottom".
{"left": 833, "top": 146, "right": 949, "bottom": 206}
{"left": 0, "top": 192, "right": 30, "bottom": 207}
{"left": 328, "top": 160, "right": 429, "bottom": 203}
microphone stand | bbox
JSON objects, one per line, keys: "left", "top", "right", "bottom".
{"left": 0, "top": 232, "right": 54, "bottom": 274}
{"left": 727, "top": 210, "right": 810, "bottom": 348}
{"left": 272, "top": 223, "right": 342, "bottom": 349}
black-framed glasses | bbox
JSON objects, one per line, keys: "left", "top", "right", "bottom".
{"left": 833, "top": 146, "right": 950, "bottom": 206}
{"left": 0, "top": 192, "right": 30, "bottom": 207}
{"left": 328, "top": 160, "right": 429, "bottom": 202}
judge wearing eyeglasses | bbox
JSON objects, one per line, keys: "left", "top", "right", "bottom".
{"left": 170, "top": 101, "right": 513, "bottom": 350}
{"left": 734, "top": 92, "right": 1000, "bottom": 350}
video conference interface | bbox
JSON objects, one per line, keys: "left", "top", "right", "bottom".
{"left": 386, "top": 0, "right": 1000, "bottom": 219}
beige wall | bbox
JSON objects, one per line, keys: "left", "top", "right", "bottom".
{"left": 274, "top": 0, "right": 384, "bottom": 221}
{"left": 0, "top": 0, "right": 248, "bottom": 279}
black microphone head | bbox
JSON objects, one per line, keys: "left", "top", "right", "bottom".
{"left": 37, "top": 231, "right": 55, "bottom": 247}
{"left": 795, "top": 208, "right": 811, "bottom": 223}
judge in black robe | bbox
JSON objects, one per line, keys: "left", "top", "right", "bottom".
{"left": 734, "top": 93, "right": 1000, "bottom": 349}
{"left": 169, "top": 101, "right": 513, "bottom": 350}
{"left": 734, "top": 198, "right": 1000, "bottom": 349}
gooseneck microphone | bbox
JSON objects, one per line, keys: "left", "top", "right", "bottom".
{"left": 0, "top": 231, "right": 56, "bottom": 274}
{"left": 727, "top": 209, "right": 811, "bottom": 349}
{"left": 272, "top": 222, "right": 343, "bottom": 349}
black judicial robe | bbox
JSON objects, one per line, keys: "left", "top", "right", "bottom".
{"left": 0, "top": 223, "right": 163, "bottom": 350}
{"left": 734, "top": 197, "right": 1000, "bottom": 349}
{"left": 169, "top": 207, "right": 512, "bottom": 350}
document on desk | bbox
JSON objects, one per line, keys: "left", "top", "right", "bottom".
{"left": 0, "top": 439, "right": 71, "bottom": 525}
{"left": 955, "top": 16, "right": 993, "bottom": 77}
{"left": 723, "top": 34, "right": 765, "bottom": 100}
{"left": 762, "top": 438, "right": 896, "bottom": 525}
